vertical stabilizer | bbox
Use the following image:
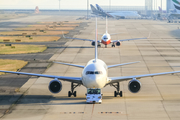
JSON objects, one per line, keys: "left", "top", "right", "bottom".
{"left": 35, "top": 6, "right": 40, "bottom": 14}
{"left": 106, "top": 16, "right": 108, "bottom": 33}
{"left": 172, "top": 0, "right": 180, "bottom": 13}
{"left": 95, "top": 18, "right": 98, "bottom": 62}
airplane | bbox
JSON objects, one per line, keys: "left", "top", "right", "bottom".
{"left": 95, "top": 4, "right": 141, "bottom": 19}
{"left": 90, "top": 4, "right": 112, "bottom": 18}
{"left": 167, "top": 0, "right": 180, "bottom": 21}
{"left": 1, "top": 18, "right": 180, "bottom": 102}
{"left": 64, "top": 17, "right": 148, "bottom": 48}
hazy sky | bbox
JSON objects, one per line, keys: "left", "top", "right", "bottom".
{"left": 0, "top": 0, "right": 166, "bottom": 10}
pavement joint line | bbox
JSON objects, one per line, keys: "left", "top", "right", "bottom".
{"left": 148, "top": 36, "right": 179, "bottom": 120}
{"left": 0, "top": 77, "right": 38, "bottom": 119}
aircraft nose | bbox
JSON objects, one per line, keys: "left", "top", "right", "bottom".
{"left": 89, "top": 75, "right": 103, "bottom": 84}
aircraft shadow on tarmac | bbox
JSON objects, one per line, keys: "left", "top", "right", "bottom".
{"left": 170, "top": 29, "right": 180, "bottom": 38}
{"left": 0, "top": 95, "right": 115, "bottom": 105}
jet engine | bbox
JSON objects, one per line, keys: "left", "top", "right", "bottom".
{"left": 128, "top": 79, "right": 141, "bottom": 93}
{"left": 116, "top": 42, "right": 121, "bottom": 46}
{"left": 48, "top": 79, "right": 62, "bottom": 94}
{"left": 91, "top": 41, "right": 95, "bottom": 46}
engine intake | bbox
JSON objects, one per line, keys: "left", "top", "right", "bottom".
{"left": 91, "top": 41, "right": 95, "bottom": 46}
{"left": 116, "top": 42, "right": 121, "bottom": 46}
{"left": 128, "top": 79, "right": 141, "bottom": 93}
{"left": 48, "top": 79, "right": 62, "bottom": 94}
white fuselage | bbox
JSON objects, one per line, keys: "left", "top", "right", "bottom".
{"left": 109, "top": 11, "right": 141, "bottom": 19}
{"left": 101, "top": 33, "right": 111, "bottom": 45}
{"left": 82, "top": 59, "right": 108, "bottom": 88}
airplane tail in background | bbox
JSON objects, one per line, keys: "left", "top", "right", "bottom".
{"left": 35, "top": 6, "right": 39, "bottom": 14}
{"left": 158, "top": 6, "right": 162, "bottom": 12}
{"left": 171, "top": 0, "right": 180, "bottom": 13}
{"left": 90, "top": 4, "right": 98, "bottom": 14}
{"left": 96, "top": 4, "right": 113, "bottom": 18}
{"left": 96, "top": 4, "right": 104, "bottom": 13}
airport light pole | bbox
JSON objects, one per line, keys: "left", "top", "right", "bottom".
{"left": 87, "top": 0, "right": 89, "bottom": 20}
{"left": 59, "top": 0, "right": 61, "bottom": 12}
{"left": 161, "top": 0, "right": 162, "bottom": 13}
{"left": 109, "top": 0, "right": 111, "bottom": 11}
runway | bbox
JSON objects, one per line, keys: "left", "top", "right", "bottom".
{"left": 1, "top": 14, "right": 180, "bottom": 120}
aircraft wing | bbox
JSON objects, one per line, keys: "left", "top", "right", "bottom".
{"left": 108, "top": 61, "right": 140, "bottom": 69}
{"left": 64, "top": 35, "right": 101, "bottom": 43}
{"left": 54, "top": 62, "right": 84, "bottom": 68}
{"left": 108, "top": 71, "right": 180, "bottom": 84}
{"left": 0, "top": 70, "right": 82, "bottom": 83}
{"left": 111, "top": 37, "right": 147, "bottom": 43}
{"left": 64, "top": 36, "right": 94, "bottom": 42}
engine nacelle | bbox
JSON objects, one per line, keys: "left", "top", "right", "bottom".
{"left": 48, "top": 79, "right": 62, "bottom": 94}
{"left": 91, "top": 41, "right": 95, "bottom": 46}
{"left": 128, "top": 79, "right": 141, "bottom": 93}
{"left": 116, "top": 42, "right": 121, "bottom": 46}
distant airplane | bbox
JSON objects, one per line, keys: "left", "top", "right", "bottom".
{"left": 168, "top": 0, "right": 180, "bottom": 20}
{"left": 0, "top": 18, "right": 180, "bottom": 103}
{"left": 158, "top": 6, "right": 167, "bottom": 13}
{"left": 93, "top": 4, "right": 141, "bottom": 19}
{"left": 64, "top": 17, "right": 148, "bottom": 48}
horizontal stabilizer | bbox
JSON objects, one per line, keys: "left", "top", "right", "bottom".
{"left": 108, "top": 61, "right": 140, "bottom": 68}
{"left": 54, "top": 62, "right": 84, "bottom": 68}
{"left": 63, "top": 34, "right": 94, "bottom": 42}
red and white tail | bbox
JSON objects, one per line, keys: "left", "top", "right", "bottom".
{"left": 35, "top": 6, "right": 40, "bottom": 14}
{"left": 95, "top": 18, "right": 98, "bottom": 62}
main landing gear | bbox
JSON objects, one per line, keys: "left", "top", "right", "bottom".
{"left": 110, "top": 82, "right": 123, "bottom": 97}
{"left": 98, "top": 44, "right": 101, "bottom": 47}
{"left": 112, "top": 43, "right": 115, "bottom": 47}
{"left": 68, "top": 82, "right": 81, "bottom": 97}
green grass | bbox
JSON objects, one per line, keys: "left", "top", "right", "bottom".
{"left": 0, "top": 44, "right": 47, "bottom": 54}
{"left": 0, "top": 59, "right": 28, "bottom": 75}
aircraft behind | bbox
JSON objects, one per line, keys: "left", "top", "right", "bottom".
{"left": 168, "top": 0, "right": 180, "bottom": 20}
{"left": 64, "top": 17, "right": 148, "bottom": 48}
{"left": 92, "top": 4, "right": 141, "bottom": 19}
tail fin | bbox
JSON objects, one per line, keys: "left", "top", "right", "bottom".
{"left": 90, "top": 4, "right": 98, "bottom": 13}
{"left": 158, "top": 6, "right": 162, "bottom": 12}
{"left": 96, "top": 4, "right": 104, "bottom": 12}
{"left": 95, "top": 18, "right": 98, "bottom": 62}
{"left": 172, "top": 0, "right": 180, "bottom": 13}
{"left": 35, "top": 6, "right": 40, "bottom": 14}
{"left": 106, "top": 16, "right": 108, "bottom": 33}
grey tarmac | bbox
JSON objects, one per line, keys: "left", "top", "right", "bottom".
{"left": 1, "top": 12, "right": 180, "bottom": 120}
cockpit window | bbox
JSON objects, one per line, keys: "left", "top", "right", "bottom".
{"left": 86, "top": 71, "right": 102, "bottom": 75}
{"left": 103, "top": 37, "right": 108, "bottom": 39}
